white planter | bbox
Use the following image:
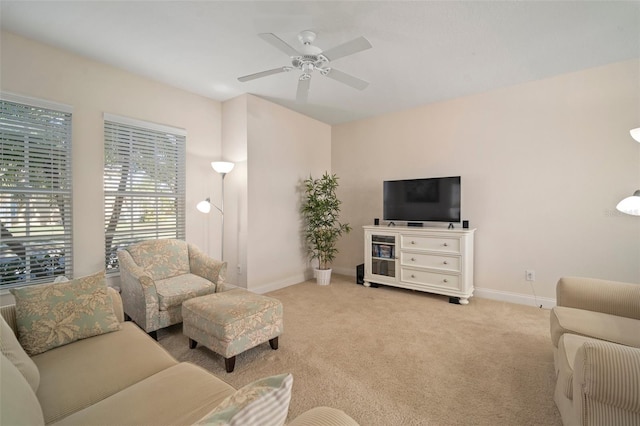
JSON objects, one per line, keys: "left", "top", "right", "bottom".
{"left": 315, "top": 268, "right": 332, "bottom": 285}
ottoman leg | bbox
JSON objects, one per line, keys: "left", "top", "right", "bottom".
{"left": 225, "top": 356, "right": 236, "bottom": 373}
{"left": 189, "top": 338, "right": 198, "bottom": 349}
{"left": 269, "top": 336, "right": 279, "bottom": 350}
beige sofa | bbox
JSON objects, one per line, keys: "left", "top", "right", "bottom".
{"left": 1, "top": 287, "right": 358, "bottom": 426}
{"left": 550, "top": 276, "right": 640, "bottom": 426}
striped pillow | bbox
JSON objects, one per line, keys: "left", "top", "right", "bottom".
{"left": 196, "top": 373, "right": 293, "bottom": 426}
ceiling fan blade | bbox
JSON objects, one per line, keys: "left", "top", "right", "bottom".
{"left": 321, "top": 36, "right": 372, "bottom": 61}
{"left": 259, "top": 33, "right": 300, "bottom": 57}
{"left": 323, "top": 68, "right": 369, "bottom": 90}
{"left": 296, "top": 77, "right": 311, "bottom": 104}
{"left": 238, "top": 67, "right": 291, "bottom": 82}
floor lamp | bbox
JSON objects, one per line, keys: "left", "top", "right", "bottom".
{"left": 197, "top": 161, "right": 234, "bottom": 259}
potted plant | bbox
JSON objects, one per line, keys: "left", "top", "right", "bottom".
{"left": 301, "top": 172, "right": 351, "bottom": 285}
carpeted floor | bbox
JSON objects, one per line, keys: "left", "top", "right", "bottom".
{"left": 158, "top": 275, "right": 562, "bottom": 425}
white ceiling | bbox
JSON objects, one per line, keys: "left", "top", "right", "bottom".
{"left": 1, "top": 1, "right": 639, "bottom": 125}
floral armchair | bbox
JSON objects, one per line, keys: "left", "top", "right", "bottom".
{"left": 117, "top": 239, "right": 227, "bottom": 338}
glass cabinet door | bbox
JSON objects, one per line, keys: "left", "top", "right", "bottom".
{"left": 371, "top": 235, "right": 396, "bottom": 278}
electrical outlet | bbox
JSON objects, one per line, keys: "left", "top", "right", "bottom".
{"left": 525, "top": 270, "right": 535, "bottom": 281}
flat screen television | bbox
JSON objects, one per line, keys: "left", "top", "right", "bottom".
{"left": 383, "top": 176, "right": 461, "bottom": 223}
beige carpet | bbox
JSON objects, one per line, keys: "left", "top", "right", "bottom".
{"left": 158, "top": 275, "right": 562, "bottom": 425}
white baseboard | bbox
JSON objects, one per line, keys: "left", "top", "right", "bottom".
{"left": 250, "top": 272, "right": 311, "bottom": 294}
{"left": 474, "top": 287, "right": 556, "bottom": 309}
{"left": 329, "top": 266, "right": 557, "bottom": 308}
{"left": 251, "top": 267, "right": 557, "bottom": 309}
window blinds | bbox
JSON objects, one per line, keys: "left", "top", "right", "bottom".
{"left": 103, "top": 116, "right": 186, "bottom": 273}
{"left": 0, "top": 99, "right": 73, "bottom": 288}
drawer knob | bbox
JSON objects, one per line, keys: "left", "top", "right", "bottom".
{"left": 411, "top": 241, "right": 416, "bottom": 244}
{"left": 411, "top": 257, "right": 416, "bottom": 261}
{"left": 443, "top": 279, "right": 448, "bottom": 283}
{"left": 443, "top": 243, "right": 448, "bottom": 247}
{"left": 443, "top": 261, "right": 448, "bottom": 265}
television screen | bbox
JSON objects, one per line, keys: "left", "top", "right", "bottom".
{"left": 383, "top": 176, "right": 461, "bottom": 223}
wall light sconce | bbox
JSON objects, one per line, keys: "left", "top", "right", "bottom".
{"left": 615, "top": 129, "right": 640, "bottom": 216}
{"left": 616, "top": 190, "right": 640, "bottom": 216}
{"left": 197, "top": 161, "right": 235, "bottom": 258}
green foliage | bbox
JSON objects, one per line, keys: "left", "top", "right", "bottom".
{"left": 301, "top": 172, "right": 351, "bottom": 270}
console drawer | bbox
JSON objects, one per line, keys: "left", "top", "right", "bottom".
{"left": 400, "top": 252, "right": 460, "bottom": 272}
{"left": 400, "top": 235, "right": 461, "bottom": 254}
{"left": 401, "top": 269, "right": 461, "bottom": 290}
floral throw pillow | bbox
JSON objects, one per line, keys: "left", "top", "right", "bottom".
{"left": 10, "top": 271, "right": 121, "bottom": 356}
{"left": 196, "top": 373, "right": 293, "bottom": 426}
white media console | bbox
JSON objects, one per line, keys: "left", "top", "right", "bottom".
{"left": 363, "top": 225, "right": 476, "bottom": 304}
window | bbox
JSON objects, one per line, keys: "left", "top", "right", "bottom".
{"left": 103, "top": 114, "right": 186, "bottom": 273}
{"left": 0, "top": 95, "right": 73, "bottom": 288}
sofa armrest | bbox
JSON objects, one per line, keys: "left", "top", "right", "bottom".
{"left": 187, "top": 243, "right": 227, "bottom": 291}
{"left": 106, "top": 286, "right": 125, "bottom": 323}
{"left": 287, "top": 407, "right": 360, "bottom": 426}
{"left": 573, "top": 340, "right": 640, "bottom": 424}
{"left": 556, "top": 277, "right": 640, "bottom": 320}
{"left": 117, "top": 249, "right": 159, "bottom": 332}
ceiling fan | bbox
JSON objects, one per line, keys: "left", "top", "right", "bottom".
{"left": 238, "top": 30, "right": 372, "bottom": 103}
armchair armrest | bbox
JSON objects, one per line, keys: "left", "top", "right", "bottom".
{"left": 556, "top": 277, "right": 640, "bottom": 320}
{"left": 187, "top": 244, "right": 227, "bottom": 292}
{"left": 117, "top": 249, "right": 160, "bottom": 332}
{"left": 287, "top": 407, "right": 360, "bottom": 426}
{"left": 573, "top": 340, "right": 640, "bottom": 424}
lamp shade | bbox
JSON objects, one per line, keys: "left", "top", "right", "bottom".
{"left": 616, "top": 190, "right": 640, "bottom": 216}
{"left": 630, "top": 128, "right": 640, "bottom": 143}
{"left": 211, "top": 161, "right": 234, "bottom": 174}
{"left": 196, "top": 198, "right": 212, "bottom": 214}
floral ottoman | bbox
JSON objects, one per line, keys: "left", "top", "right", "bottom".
{"left": 182, "top": 289, "right": 283, "bottom": 372}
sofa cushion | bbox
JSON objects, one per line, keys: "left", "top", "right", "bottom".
{"left": 32, "top": 322, "right": 177, "bottom": 424}
{"left": 0, "top": 314, "right": 40, "bottom": 392}
{"left": 10, "top": 271, "right": 121, "bottom": 356}
{"left": 0, "top": 353, "right": 45, "bottom": 426}
{"left": 51, "top": 362, "right": 236, "bottom": 426}
{"left": 550, "top": 306, "right": 640, "bottom": 349}
{"left": 126, "top": 238, "right": 190, "bottom": 280}
{"left": 196, "top": 373, "right": 293, "bottom": 426}
{"left": 155, "top": 273, "right": 217, "bottom": 310}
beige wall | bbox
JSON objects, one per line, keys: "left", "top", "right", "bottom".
{"left": 2, "top": 30, "right": 637, "bottom": 305}
{"left": 0, "top": 31, "right": 223, "bottom": 286}
{"left": 221, "top": 95, "right": 249, "bottom": 287}
{"left": 221, "top": 94, "right": 332, "bottom": 292}
{"left": 332, "top": 59, "right": 640, "bottom": 305}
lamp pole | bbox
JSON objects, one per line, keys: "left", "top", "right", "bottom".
{"left": 219, "top": 172, "right": 227, "bottom": 260}
{"left": 211, "top": 161, "right": 234, "bottom": 260}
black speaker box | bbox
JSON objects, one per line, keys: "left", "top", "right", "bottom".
{"left": 356, "top": 264, "right": 364, "bottom": 284}
{"left": 462, "top": 220, "right": 469, "bottom": 229}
